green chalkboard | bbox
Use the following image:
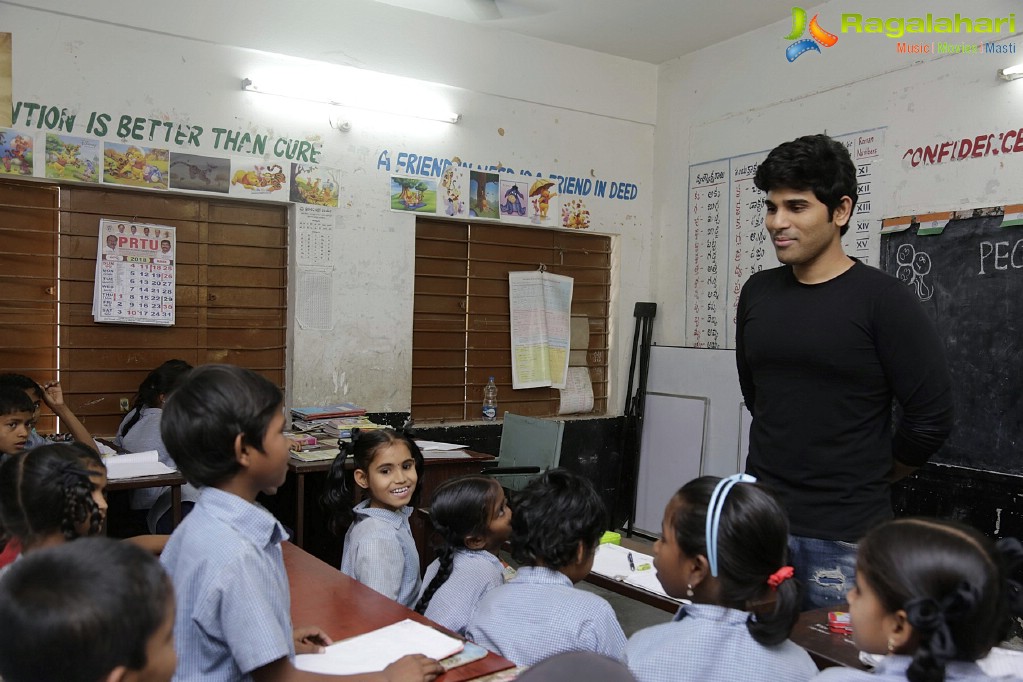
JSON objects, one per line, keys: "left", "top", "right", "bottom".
{"left": 880, "top": 212, "right": 1023, "bottom": 475}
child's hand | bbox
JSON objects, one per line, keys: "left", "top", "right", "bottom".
{"left": 41, "top": 380, "right": 64, "bottom": 408}
{"left": 293, "top": 625, "right": 332, "bottom": 654}
{"left": 287, "top": 437, "right": 304, "bottom": 452}
{"left": 383, "top": 654, "right": 443, "bottom": 682}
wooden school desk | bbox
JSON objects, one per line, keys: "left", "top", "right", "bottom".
{"left": 105, "top": 470, "right": 187, "bottom": 528}
{"left": 284, "top": 541, "right": 514, "bottom": 681}
{"left": 287, "top": 450, "right": 496, "bottom": 551}
{"left": 791, "top": 605, "right": 866, "bottom": 671}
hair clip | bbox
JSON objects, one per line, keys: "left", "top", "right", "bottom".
{"left": 705, "top": 473, "right": 756, "bottom": 577}
{"left": 767, "top": 565, "right": 794, "bottom": 589}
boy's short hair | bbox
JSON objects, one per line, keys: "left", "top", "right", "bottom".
{"left": 753, "top": 133, "right": 859, "bottom": 235}
{"left": 510, "top": 468, "right": 607, "bottom": 569}
{"left": 161, "top": 363, "right": 282, "bottom": 487}
{"left": 0, "top": 384, "right": 35, "bottom": 417}
{"left": 0, "top": 537, "right": 172, "bottom": 682}
{"left": 0, "top": 373, "right": 42, "bottom": 398}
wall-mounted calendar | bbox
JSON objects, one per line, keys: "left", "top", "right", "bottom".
{"left": 93, "top": 219, "right": 176, "bottom": 325}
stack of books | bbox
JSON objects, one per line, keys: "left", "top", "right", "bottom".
{"left": 291, "top": 403, "right": 367, "bottom": 421}
{"left": 322, "top": 416, "right": 389, "bottom": 439}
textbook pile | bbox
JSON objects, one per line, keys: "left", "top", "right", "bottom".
{"left": 289, "top": 403, "right": 388, "bottom": 439}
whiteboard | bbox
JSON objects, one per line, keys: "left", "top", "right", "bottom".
{"left": 635, "top": 393, "right": 708, "bottom": 536}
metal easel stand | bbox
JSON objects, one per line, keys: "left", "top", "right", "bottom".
{"left": 621, "top": 302, "right": 656, "bottom": 539}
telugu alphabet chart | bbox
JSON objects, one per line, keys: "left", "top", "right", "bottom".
{"left": 684, "top": 128, "right": 885, "bottom": 349}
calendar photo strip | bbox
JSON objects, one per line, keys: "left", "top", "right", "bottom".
{"left": 93, "top": 219, "right": 176, "bottom": 325}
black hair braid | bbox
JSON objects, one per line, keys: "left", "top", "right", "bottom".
{"left": 57, "top": 466, "right": 100, "bottom": 540}
{"left": 321, "top": 439, "right": 355, "bottom": 536}
{"left": 415, "top": 544, "right": 455, "bottom": 614}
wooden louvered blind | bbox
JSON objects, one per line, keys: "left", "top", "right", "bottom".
{"left": 0, "top": 179, "right": 288, "bottom": 436}
{"left": 413, "top": 218, "right": 611, "bottom": 422}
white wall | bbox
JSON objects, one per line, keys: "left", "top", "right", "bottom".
{"left": 652, "top": 0, "right": 1023, "bottom": 471}
{"left": 8, "top": 1, "right": 658, "bottom": 413}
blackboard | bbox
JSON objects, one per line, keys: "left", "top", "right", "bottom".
{"left": 880, "top": 213, "right": 1023, "bottom": 475}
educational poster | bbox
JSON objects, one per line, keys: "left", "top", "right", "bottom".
{"left": 44, "top": 134, "right": 99, "bottom": 182}
{"left": 296, "top": 203, "right": 334, "bottom": 267}
{"left": 390, "top": 175, "right": 436, "bottom": 212}
{"left": 0, "top": 128, "right": 33, "bottom": 175}
{"left": 499, "top": 177, "right": 529, "bottom": 223}
{"left": 291, "top": 163, "right": 340, "bottom": 207}
{"left": 93, "top": 219, "right": 176, "bottom": 326}
{"left": 684, "top": 127, "right": 886, "bottom": 349}
{"left": 562, "top": 198, "right": 591, "bottom": 229}
{"left": 229, "top": 158, "right": 288, "bottom": 198}
{"left": 438, "top": 166, "right": 468, "bottom": 218}
{"left": 469, "top": 171, "right": 499, "bottom": 219}
{"left": 169, "top": 152, "right": 230, "bottom": 193}
{"left": 528, "top": 178, "right": 560, "bottom": 227}
{"left": 103, "top": 142, "right": 169, "bottom": 189}
{"left": 509, "top": 270, "right": 573, "bottom": 389}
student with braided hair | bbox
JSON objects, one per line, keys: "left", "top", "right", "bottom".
{"left": 0, "top": 443, "right": 107, "bottom": 577}
{"left": 414, "top": 475, "right": 513, "bottom": 635}
{"left": 814, "top": 518, "right": 1023, "bottom": 682}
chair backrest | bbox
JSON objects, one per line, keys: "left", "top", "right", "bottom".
{"left": 492, "top": 412, "right": 564, "bottom": 491}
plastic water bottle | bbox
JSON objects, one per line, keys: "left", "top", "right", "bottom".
{"left": 482, "top": 376, "right": 498, "bottom": 421}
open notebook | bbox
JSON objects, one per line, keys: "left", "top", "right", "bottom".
{"left": 591, "top": 543, "right": 684, "bottom": 605}
{"left": 103, "top": 451, "right": 176, "bottom": 480}
{"left": 295, "top": 619, "right": 464, "bottom": 675}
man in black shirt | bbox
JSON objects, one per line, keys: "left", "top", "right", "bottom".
{"left": 736, "top": 134, "right": 953, "bottom": 609}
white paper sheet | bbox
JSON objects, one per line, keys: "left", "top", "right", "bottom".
{"left": 294, "top": 619, "right": 463, "bottom": 675}
{"left": 591, "top": 543, "right": 683, "bottom": 604}
{"left": 104, "top": 450, "right": 176, "bottom": 480}
{"left": 558, "top": 366, "right": 594, "bottom": 415}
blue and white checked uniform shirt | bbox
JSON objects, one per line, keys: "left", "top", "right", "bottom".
{"left": 161, "top": 487, "right": 293, "bottom": 682}
{"left": 340, "top": 499, "right": 421, "bottom": 607}
{"left": 418, "top": 548, "right": 505, "bottom": 636}
{"left": 466, "top": 565, "right": 627, "bottom": 666}
{"left": 813, "top": 655, "right": 999, "bottom": 682}
{"left": 625, "top": 603, "right": 818, "bottom": 682}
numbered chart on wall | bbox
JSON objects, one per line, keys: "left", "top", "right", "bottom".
{"left": 93, "top": 219, "right": 176, "bottom": 325}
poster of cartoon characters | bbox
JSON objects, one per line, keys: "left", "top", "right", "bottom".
{"left": 0, "top": 128, "right": 33, "bottom": 176}
{"left": 499, "top": 177, "right": 530, "bottom": 224}
{"left": 437, "top": 166, "right": 468, "bottom": 218}
{"left": 562, "top": 198, "right": 591, "bottom": 229}
{"left": 45, "top": 134, "right": 99, "bottom": 182}
{"left": 528, "top": 178, "right": 560, "bottom": 227}
{"left": 169, "top": 153, "right": 230, "bottom": 193}
{"left": 390, "top": 175, "right": 437, "bottom": 212}
{"left": 103, "top": 142, "right": 169, "bottom": 189}
{"left": 469, "top": 171, "right": 499, "bottom": 220}
{"left": 291, "top": 163, "right": 340, "bottom": 207}
{"left": 229, "top": 158, "right": 289, "bottom": 198}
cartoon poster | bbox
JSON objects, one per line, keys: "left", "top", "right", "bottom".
{"left": 45, "top": 134, "right": 100, "bottom": 182}
{"left": 528, "top": 178, "right": 560, "bottom": 227}
{"left": 437, "top": 166, "right": 468, "bottom": 218}
{"left": 469, "top": 171, "right": 499, "bottom": 219}
{"left": 0, "top": 128, "right": 33, "bottom": 176}
{"left": 103, "top": 142, "right": 169, "bottom": 190}
{"left": 562, "top": 198, "right": 591, "bottom": 229}
{"left": 93, "top": 219, "right": 176, "bottom": 326}
{"left": 169, "top": 153, "right": 230, "bottom": 193}
{"left": 229, "top": 159, "right": 288, "bottom": 198}
{"left": 291, "top": 163, "right": 340, "bottom": 207}
{"left": 390, "top": 175, "right": 436, "bottom": 212}
{"left": 499, "top": 177, "right": 530, "bottom": 224}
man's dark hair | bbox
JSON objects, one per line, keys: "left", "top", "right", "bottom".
{"left": 510, "top": 468, "right": 606, "bottom": 569}
{"left": 754, "top": 133, "right": 858, "bottom": 235}
{"left": 161, "top": 364, "right": 282, "bottom": 487}
{"left": 0, "top": 537, "right": 172, "bottom": 682}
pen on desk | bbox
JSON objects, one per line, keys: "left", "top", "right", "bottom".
{"left": 627, "top": 552, "right": 636, "bottom": 572}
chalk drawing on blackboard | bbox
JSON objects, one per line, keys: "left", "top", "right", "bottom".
{"left": 894, "top": 243, "right": 934, "bottom": 301}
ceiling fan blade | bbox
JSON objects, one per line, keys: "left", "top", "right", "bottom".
{"left": 466, "top": 0, "right": 502, "bottom": 21}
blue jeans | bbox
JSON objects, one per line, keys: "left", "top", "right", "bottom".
{"left": 788, "top": 535, "right": 858, "bottom": 610}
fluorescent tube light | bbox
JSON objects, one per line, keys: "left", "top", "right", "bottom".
{"left": 998, "top": 64, "right": 1023, "bottom": 81}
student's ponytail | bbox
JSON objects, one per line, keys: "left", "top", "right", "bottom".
{"left": 415, "top": 544, "right": 455, "bottom": 614}
{"left": 321, "top": 439, "right": 356, "bottom": 536}
{"left": 119, "top": 360, "right": 192, "bottom": 438}
{"left": 746, "top": 566, "right": 803, "bottom": 646}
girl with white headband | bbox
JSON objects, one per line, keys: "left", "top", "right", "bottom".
{"left": 625, "top": 474, "right": 817, "bottom": 682}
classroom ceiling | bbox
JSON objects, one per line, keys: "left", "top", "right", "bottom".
{"left": 370, "top": 0, "right": 797, "bottom": 64}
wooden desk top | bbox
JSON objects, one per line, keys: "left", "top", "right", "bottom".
{"left": 791, "top": 605, "right": 867, "bottom": 670}
{"left": 283, "top": 542, "right": 514, "bottom": 681}
{"left": 105, "top": 470, "right": 187, "bottom": 492}
{"left": 288, "top": 450, "right": 496, "bottom": 474}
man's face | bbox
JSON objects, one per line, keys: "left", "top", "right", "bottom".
{"left": 763, "top": 188, "right": 848, "bottom": 269}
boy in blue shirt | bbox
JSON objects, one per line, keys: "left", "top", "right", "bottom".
{"left": 0, "top": 373, "right": 97, "bottom": 452}
{"left": 467, "top": 468, "right": 627, "bottom": 666}
{"left": 159, "top": 364, "right": 442, "bottom": 682}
